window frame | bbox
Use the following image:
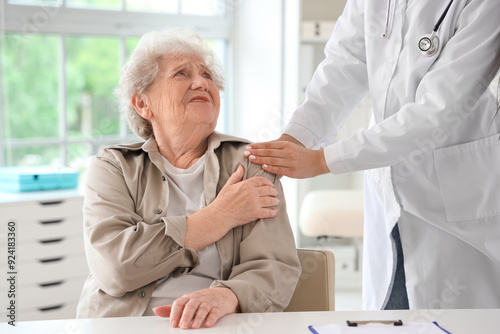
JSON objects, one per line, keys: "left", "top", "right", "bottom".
{"left": 0, "top": 0, "right": 233, "bottom": 167}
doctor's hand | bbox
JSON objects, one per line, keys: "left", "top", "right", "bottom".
{"left": 153, "top": 287, "right": 239, "bottom": 329}
{"left": 244, "top": 134, "right": 330, "bottom": 179}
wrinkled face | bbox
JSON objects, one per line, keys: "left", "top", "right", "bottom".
{"left": 146, "top": 54, "right": 220, "bottom": 136}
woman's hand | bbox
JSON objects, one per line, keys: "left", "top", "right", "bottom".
{"left": 184, "top": 164, "right": 279, "bottom": 250}
{"left": 211, "top": 165, "right": 280, "bottom": 229}
{"left": 243, "top": 134, "right": 330, "bottom": 179}
{"left": 153, "top": 287, "right": 239, "bottom": 329}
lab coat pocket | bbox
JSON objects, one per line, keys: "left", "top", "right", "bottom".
{"left": 434, "top": 134, "right": 500, "bottom": 222}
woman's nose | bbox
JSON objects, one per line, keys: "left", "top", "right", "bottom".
{"left": 191, "top": 74, "right": 209, "bottom": 91}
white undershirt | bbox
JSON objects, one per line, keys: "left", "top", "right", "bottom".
{"left": 143, "top": 154, "right": 221, "bottom": 315}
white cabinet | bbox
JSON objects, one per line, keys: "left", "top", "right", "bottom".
{"left": 0, "top": 190, "right": 86, "bottom": 321}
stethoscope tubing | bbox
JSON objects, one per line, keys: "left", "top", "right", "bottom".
{"left": 433, "top": 0, "right": 454, "bottom": 33}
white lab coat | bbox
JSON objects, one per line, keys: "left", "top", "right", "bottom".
{"left": 285, "top": 0, "right": 500, "bottom": 310}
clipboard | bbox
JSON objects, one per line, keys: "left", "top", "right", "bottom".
{"left": 308, "top": 320, "right": 452, "bottom": 334}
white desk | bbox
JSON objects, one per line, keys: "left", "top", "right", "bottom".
{"left": 1, "top": 309, "right": 498, "bottom": 333}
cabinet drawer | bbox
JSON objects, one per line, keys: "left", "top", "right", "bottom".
{"left": 18, "top": 302, "right": 79, "bottom": 321}
{"left": 8, "top": 217, "right": 83, "bottom": 242}
{"left": 16, "top": 277, "right": 85, "bottom": 310}
{"left": 22, "top": 255, "right": 89, "bottom": 286}
{"left": 1, "top": 197, "right": 83, "bottom": 222}
{"left": 0, "top": 301, "right": 80, "bottom": 322}
{"left": 0, "top": 277, "right": 83, "bottom": 321}
{"left": 13, "top": 235, "right": 84, "bottom": 262}
{"left": 0, "top": 255, "right": 89, "bottom": 287}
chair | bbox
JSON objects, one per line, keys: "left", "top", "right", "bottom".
{"left": 299, "top": 190, "right": 364, "bottom": 238}
{"left": 284, "top": 248, "right": 335, "bottom": 312}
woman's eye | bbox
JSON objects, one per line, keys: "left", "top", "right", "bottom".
{"left": 176, "top": 71, "right": 186, "bottom": 76}
{"left": 203, "top": 73, "right": 212, "bottom": 80}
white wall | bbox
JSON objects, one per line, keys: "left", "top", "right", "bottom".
{"left": 229, "top": 0, "right": 304, "bottom": 242}
{"left": 230, "top": 0, "right": 284, "bottom": 142}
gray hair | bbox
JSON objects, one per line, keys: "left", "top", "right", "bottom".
{"left": 116, "top": 28, "right": 225, "bottom": 140}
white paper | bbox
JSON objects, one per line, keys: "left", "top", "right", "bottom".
{"left": 309, "top": 322, "right": 450, "bottom": 334}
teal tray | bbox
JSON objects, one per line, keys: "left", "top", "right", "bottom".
{"left": 0, "top": 165, "right": 79, "bottom": 192}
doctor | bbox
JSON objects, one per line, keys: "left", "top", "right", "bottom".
{"left": 245, "top": 0, "right": 500, "bottom": 310}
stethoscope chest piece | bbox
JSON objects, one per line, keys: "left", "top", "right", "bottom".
{"left": 418, "top": 33, "right": 439, "bottom": 56}
{"left": 417, "top": 0, "right": 454, "bottom": 57}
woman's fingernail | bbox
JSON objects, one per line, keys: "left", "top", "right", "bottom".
{"left": 171, "top": 320, "right": 177, "bottom": 327}
{"left": 250, "top": 155, "right": 256, "bottom": 160}
{"left": 263, "top": 164, "right": 268, "bottom": 168}
{"left": 244, "top": 150, "right": 251, "bottom": 156}
{"left": 246, "top": 145, "right": 252, "bottom": 150}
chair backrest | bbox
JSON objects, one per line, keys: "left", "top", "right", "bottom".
{"left": 284, "top": 248, "right": 335, "bottom": 312}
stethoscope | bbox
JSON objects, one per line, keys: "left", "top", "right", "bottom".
{"left": 418, "top": 0, "right": 454, "bottom": 56}
{"left": 382, "top": 0, "right": 454, "bottom": 57}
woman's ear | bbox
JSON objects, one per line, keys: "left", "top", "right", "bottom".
{"left": 131, "top": 93, "right": 153, "bottom": 120}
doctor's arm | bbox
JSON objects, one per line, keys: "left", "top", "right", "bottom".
{"left": 320, "top": 0, "right": 500, "bottom": 175}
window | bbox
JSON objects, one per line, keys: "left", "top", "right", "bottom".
{"left": 0, "top": 0, "right": 232, "bottom": 170}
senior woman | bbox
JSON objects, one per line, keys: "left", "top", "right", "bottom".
{"left": 76, "top": 28, "right": 301, "bottom": 329}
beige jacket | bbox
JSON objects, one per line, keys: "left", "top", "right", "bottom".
{"left": 76, "top": 132, "right": 301, "bottom": 318}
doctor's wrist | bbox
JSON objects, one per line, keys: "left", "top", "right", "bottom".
{"left": 315, "top": 148, "right": 331, "bottom": 176}
{"left": 278, "top": 134, "right": 304, "bottom": 147}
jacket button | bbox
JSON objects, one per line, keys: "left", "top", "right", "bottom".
{"left": 161, "top": 175, "right": 166, "bottom": 181}
{"left": 178, "top": 246, "right": 183, "bottom": 250}
{"left": 138, "top": 291, "right": 146, "bottom": 298}
{"left": 155, "top": 209, "right": 162, "bottom": 214}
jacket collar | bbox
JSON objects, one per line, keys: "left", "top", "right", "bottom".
{"left": 106, "top": 131, "right": 250, "bottom": 154}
